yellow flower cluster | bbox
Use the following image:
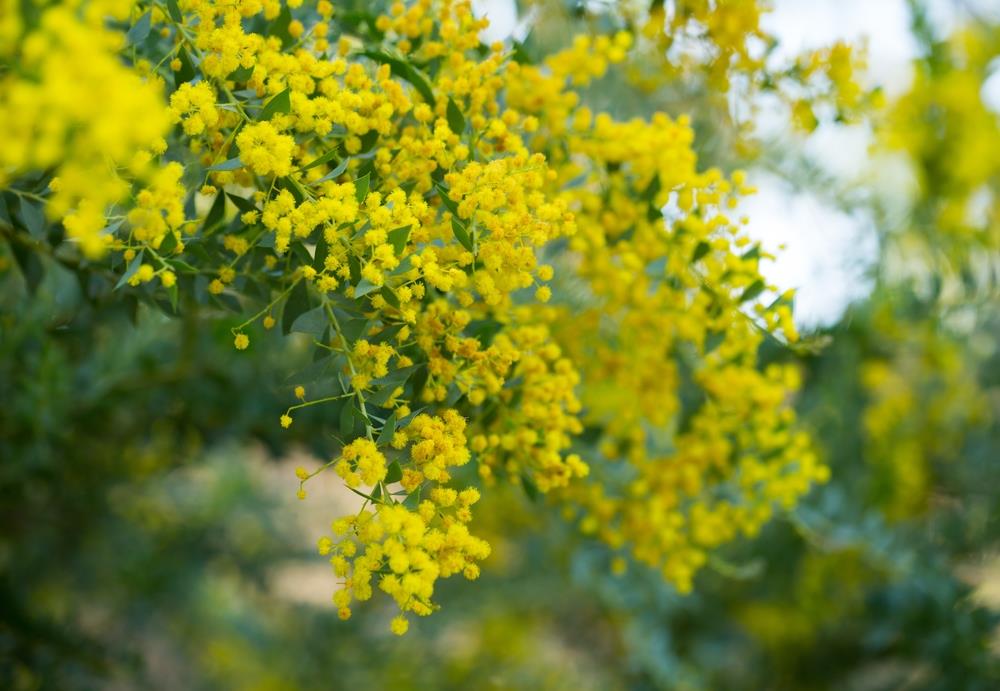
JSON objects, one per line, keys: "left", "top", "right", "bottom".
{"left": 315, "top": 410, "right": 489, "bottom": 629}
{"left": 882, "top": 25, "right": 1000, "bottom": 259}
{"left": 127, "top": 162, "right": 187, "bottom": 248}
{"left": 471, "top": 321, "right": 586, "bottom": 493}
{"left": 335, "top": 438, "right": 387, "bottom": 487}
{"left": 497, "top": 27, "right": 827, "bottom": 590}
{"left": 349, "top": 340, "right": 396, "bottom": 391}
{"left": 168, "top": 81, "right": 220, "bottom": 137}
{"left": 260, "top": 184, "right": 358, "bottom": 255}
{"left": 0, "top": 1, "right": 169, "bottom": 257}
{"left": 236, "top": 122, "right": 295, "bottom": 177}
{"left": 860, "top": 307, "right": 989, "bottom": 520}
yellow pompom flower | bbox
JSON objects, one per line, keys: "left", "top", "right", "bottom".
{"left": 390, "top": 616, "right": 409, "bottom": 635}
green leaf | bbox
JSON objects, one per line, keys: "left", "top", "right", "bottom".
{"left": 387, "top": 224, "right": 411, "bottom": 255}
{"left": 640, "top": 173, "right": 661, "bottom": 202}
{"left": 290, "top": 305, "right": 327, "bottom": 337}
{"left": 435, "top": 183, "right": 460, "bottom": 217}
{"left": 10, "top": 242, "right": 44, "bottom": 295}
{"left": 369, "top": 381, "right": 401, "bottom": 406}
{"left": 126, "top": 12, "right": 151, "bottom": 45}
{"left": 167, "top": 283, "right": 180, "bottom": 312}
{"left": 468, "top": 318, "right": 503, "bottom": 346}
{"left": 359, "top": 130, "right": 379, "bottom": 153}
{"left": 282, "top": 280, "right": 310, "bottom": 335}
{"left": 18, "top": 198, "right": 45, "bottom": 240}
{"left": 260, "top": 88, "right": 291, "bottom": 121}
{"left": 159, "top": 232, "right": 178, "bottom": 255}
{"left": 336, "top": 314, "right": 369, "bottom": 342}
{"left": 521, "top": 474, "right": 540, "bottom": 503}
{"left": 212, "top": 293, "right": 243, "bottom": 313}
{"left": 315, "top": 157, "right": 351, "bottom": 184}
{"left": 384, "top": 460, "right": 402, "bottom": 484}
{"left": 290, "top": 241, "right": 313, "bottom": 267}
{"left": 301, "top": 148, "right": 340, "bottom": 172}
{"left": 371, "top": 364, "right": 420, "bottom": 390}
{"left": 446, "top": 98, "right": 465, "bottom": 134}
{"left": 353, "top": 278, "right": 380, "bottom": 297}
{"left": 380, "top": 286, "right": 400, "bottom": 309}
{"left": 114, "top": 251, "right": 144, "bottom": 291}
{"left": 704, "top": 330, "right": 725, "bottom": 354}
{"left": 227, "top": 64, "right": 254, "bottom": 82}
{"left": 166, "top": 0, "right": 182, "bottom": 22}
{"left": 451, "top": 217, "right": 473, "bottom": 252}
{"left": 739, "top": 279, "right": 766, "bottom": 303}
{"left": 360, "top": 50, "right": 435, "bottom": 105}
{"left": 270, "top": 4, "right": 293, "bottom": 48}
{"left": 347, "top": 254, "right": 361, "bottom": 284}
{"left": 175, "top": 47, "right": 196, "bottom": 83}
{"left": 206, "top": 157, "right": 243, "bottom": 172}
{"left": 0, "top": 193, "right": 12, "bottom": 225}
{"left": 168, "top": 257, "right": 198, "bottom": 273}
{"left": 354, "top": 172, "right": 370, "bottom": 204}
{"left": 339, "top": 403, "right": 356, "bottom": 439}
{"left": 226, "top": 193, "right": 258, "bottom": 214}
{"left": 313, "top": 234, "right": 329, "bottom": 271}
{"left": 203, "top": 191, "right": 226, "bottom": 233}
{"left": 510, "top": 40, "right": 533, "bottom": 65}
{"left": 692, "top": 241, "right": 711, "bottom": 262}
{"left": 379, "top": 414, "right": 398, "bottom": 448}
{"left": 402, "top": 489, "right": 421, "bottom": 510}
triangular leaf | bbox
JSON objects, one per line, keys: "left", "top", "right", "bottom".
{"left": 301, "top": 149, "right": 340, "bottom": 172}
{"left": 260, "top": 88, "right": 291, "bottom": 121}
{"left": 227, "top": 64, "right": 254, "bottom": 82}
{"left": 451, "top": 217, "right": 473, "bottom": 252}
{"left": 315, "top": 157, "right": 351, "bottom": 184}
{"left": 739, "top": 279, "right": 766, "bottom": 303}
{"left": 226, "top": 192, "right": 258, "bottom": 214}
{"left": 126, "top": 12, "right": 151, "bottom": 45}
{"left": 18, "top": 198, "right": 45, "bottom": 240}
{"left": 354, "top": 172, "right": 370, "bottom": 204}
{"left": 379, "top": 414, "right": 398, "bottom": 448}
{"left": 387, "top": 224, "right": 411, "bottom": 255}
{"left": 203, "top": 191, "right": 226, "bottom": 233}
{"left": 290, "top": 305, "right": 327, "bottom": 337}
{"left": 282, "top": 280, "right": 310, "bottom": 335}
{"left": 447, "top": 97, "right": 466, "bottom": 134}
{"left": 166, "top": 0, "right": 182, "bottom": 22}
{"left": 206, "top": 157, "right": 243, "bottom": 172}
{"left": 354, "top": 278, "right": 380, "bottom": 297}
{"left": 114, "top": 251, "right": 145, "bottom": 291}
{"left": 435, "top": 183, "right": 460, "bottom": 217}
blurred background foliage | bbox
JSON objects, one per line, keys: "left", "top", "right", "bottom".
{"left": 2, "top": 0, "right": 1000, "bottom": 689}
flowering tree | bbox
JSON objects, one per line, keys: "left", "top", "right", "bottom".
{"left": 2, "top": 1, "right": 997, "bottom": 689}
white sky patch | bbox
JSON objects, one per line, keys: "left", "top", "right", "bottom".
{"left": 766, "top": 0, "right": 917, "bottom": 96}
{"left": 982, "top": 59, "right": 1000, "bottom": 115}
{"left": 472, "top": 0, "right": 520, "bottom": 43}
{"left": 738, "top": 173, "right": 877, "bottom": 327}
{"left": 747, "top": 0, "right": 921, "bottom": 326}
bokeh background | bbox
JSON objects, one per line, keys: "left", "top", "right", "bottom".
{"left": 2, "top": 0, "right": 1000, "bottom": 689}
